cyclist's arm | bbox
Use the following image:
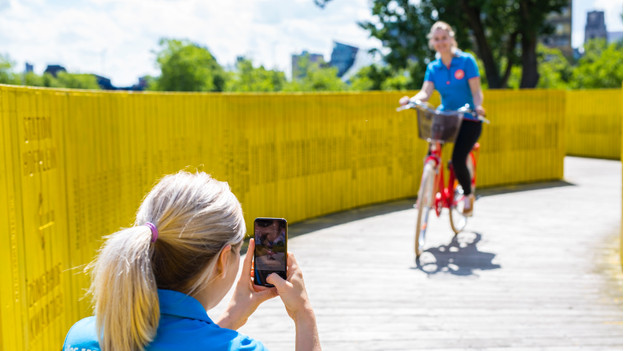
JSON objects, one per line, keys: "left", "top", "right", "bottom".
{"left": 413, "top": 81, "right": 434, "bottom": 102}
{"left": 468, "top": 76, "right": 485, "bottom": 116}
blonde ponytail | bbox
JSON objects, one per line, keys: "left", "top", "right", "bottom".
{"left": 87, "top": 171, "right": 246, "bottom": 351}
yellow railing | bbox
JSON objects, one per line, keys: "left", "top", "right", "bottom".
{"left": 1, "top": 85, "right": 619, "bottom": 350}
{"left": 565, "top": 89, "right": 623, "bottom": 160}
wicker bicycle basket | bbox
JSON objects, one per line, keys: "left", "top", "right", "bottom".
{"left": 415, "top": 107, "right": 464, "bottom": 143}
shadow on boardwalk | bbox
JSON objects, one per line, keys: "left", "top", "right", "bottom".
{"left": 414, "top": 232, "right": 501, "bottom": 276}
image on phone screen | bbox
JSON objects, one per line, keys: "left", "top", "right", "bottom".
{"left": 254, "top": 218, "right": 287, "bottom": 287}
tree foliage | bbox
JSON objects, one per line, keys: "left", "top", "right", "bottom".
{"left": 0, "top": 54, "right": 20, "bottom": 84}
{"left": 225, "top": 57, "right": 286, "bottom": 92}
{"left": 571, "top": 39, "right": 623, "bottom": 89}
{"left": 348, "top": 63, "right": 423, "bottom": 91}
{"left": 150, "top": 38, "right": 226, "bottom": 92}
{"left": 319, "top": 0, "right": 567, "bottom": 88}
{"left": 55, "top": 72, "right": 101, "bottom": 89}
{"left": 1, "top": 53, "right": 101, "bottom": 89}
{"left": 282, "top": 53, "right": 348, "bottom": 92}
{"left": 534, "top": 44, "right": 572, "bottom": 89}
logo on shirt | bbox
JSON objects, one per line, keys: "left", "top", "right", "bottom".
{"left": 454, "top": 69, "right": 465, "bottom": 80}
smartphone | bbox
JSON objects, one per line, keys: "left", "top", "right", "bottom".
{"left": 253, "top": 217, "right": 288, "bottom": 287}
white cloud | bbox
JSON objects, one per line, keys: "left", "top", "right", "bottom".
{"left": 0, "top": 0, "right": 369, "bottom": 86}
{"left": 2, "top": 0, "right": 381, "bottom": 86}
{"left": 5, "top": 0, "right": 620, "bottom": 87}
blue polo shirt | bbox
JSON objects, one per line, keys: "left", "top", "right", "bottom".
{"left": 424, "top": 50, "right": 480, "bottom": 120}
{"left": 63, "top": 289, "right": 267, "bottom": 351}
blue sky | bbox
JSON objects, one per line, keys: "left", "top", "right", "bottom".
{"left": 1, "top": 0, "right": 622, "bottom": 86}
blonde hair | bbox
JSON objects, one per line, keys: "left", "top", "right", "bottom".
{"left": 88, "top": 171, "right": 246, "bottom": 351}
{"left": 427, "top": 21, "right": 458, "bottom": 51}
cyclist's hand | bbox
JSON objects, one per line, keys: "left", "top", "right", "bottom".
{"left": 399, "top": 96, "right": 411, "bottom": 106}
{"left": 476, "top": 105, "right": 486, "bottom": 117}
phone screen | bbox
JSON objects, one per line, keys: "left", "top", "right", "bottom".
{"left": 254, "top": 218, "right": 287, "bottom": 287}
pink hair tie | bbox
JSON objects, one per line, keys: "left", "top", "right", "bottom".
{"left": 145, "top": 222, "right": 159, "bottom": 243}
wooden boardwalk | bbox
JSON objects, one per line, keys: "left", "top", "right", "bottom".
{"left": 212, "top": 157, "right": 623, "bottom": 350}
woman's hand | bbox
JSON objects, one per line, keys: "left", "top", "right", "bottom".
{"left": 266, "top": 253, "right": 313, "bottom": 320}
{"left": 267, "top": 254, "right": 321, "bottom": 351}
{"left": 399, "top": 96, "right": 411, "bottom": 106}
{"left": 216, "top": 239, "right": 277, "bottom": 330}
{"left": 475, "top": 105, "right": 486, "bottom": 117}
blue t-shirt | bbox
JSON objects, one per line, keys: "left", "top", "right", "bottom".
{"left": 63, "top": 289, "right": 267, "bottom": 351}
{"left": 424, "top": 50, "right": 480, "bottom": 119}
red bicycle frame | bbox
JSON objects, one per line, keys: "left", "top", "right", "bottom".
{"left": 425, "top": 142, "right": 480, "bottom": 217}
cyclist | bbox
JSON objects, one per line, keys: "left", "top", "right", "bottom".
{"left": 400, "top": 21, "right": 486, "bottom": 216}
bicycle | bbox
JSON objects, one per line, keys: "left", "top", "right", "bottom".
{"left": 397, "top": 100, "right": 489, "bottom": 259}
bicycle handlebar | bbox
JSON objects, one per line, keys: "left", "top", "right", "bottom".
{"left": 397, "top": 100, "right": 490, "bottom": 124}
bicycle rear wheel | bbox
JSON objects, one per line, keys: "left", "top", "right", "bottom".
{"left": 415, "top": 160, "right": 436, "bottom": 257}
{"left": 449, "top": 154, "right": 475, "bottom": 234}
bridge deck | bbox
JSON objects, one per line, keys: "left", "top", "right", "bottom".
{"left": 212, "top": 156, "right": 623, "bottom": 351}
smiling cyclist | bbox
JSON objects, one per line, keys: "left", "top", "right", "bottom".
{"left": 400, "top": 21, "right": 486, "bottom": 216}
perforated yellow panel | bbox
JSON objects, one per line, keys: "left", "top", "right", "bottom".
{"left": 565, "top": 89, "right": 623, "bottom": 160}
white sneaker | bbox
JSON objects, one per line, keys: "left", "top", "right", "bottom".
{"left": 462, "top": 194, "right": 475, "bottom": 217}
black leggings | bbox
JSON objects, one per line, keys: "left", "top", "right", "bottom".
{"left": 452, "top": 120, "right": 482, "bottom": 196}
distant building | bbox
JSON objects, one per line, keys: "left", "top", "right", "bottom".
{"left": 329, "top": 41, "right": 359, "bottom": 78}
{"left": 291, "top": 50, "right": 325, "bottom": 80}
{"left": 44, "top": 64, "right": 66, "bottom": 77}
{"left": 93, "top": 75, "right": 115, "bottom": 90}
{"left": 93, "top": 74, "right": 147, "bottom": 91}
{"left": 24, "top": 62, "right": 34, "bottom": 74}
{"left": 135, "top": 76, "right": 148, "bottom": 90}
{"left": 584, "top": 10, "right": 607, "bottom": 43}
{"left": 340, "top": 48, "right": 375, "bottom": 83}
{"left": 541, "top": 0, "right": 572, "bottom": 57}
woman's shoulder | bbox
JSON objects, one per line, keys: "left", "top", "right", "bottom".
{"left": 426, "top": 57, "right": 442, "bottom": 69}
{"left": 63, "top": 316, "right": 100, "bottom": 351}
{"left": 456, "top": 50, "right": 477, "bottom": 62}
{"left": 152, "top": 315, "right": 268, "bottom": 350}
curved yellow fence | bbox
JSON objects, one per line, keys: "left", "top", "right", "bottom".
{"left": 565, "top": 89, "right": 623, "bottom": 160}
{"left": 0, "top": 85, "right": 618, "bottom": 350}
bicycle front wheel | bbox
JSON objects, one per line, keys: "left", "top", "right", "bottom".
{"left": 449, "top": 187, "right": 468, "bottom": 234}
{"left": 415, "top": 160, "right": 436, "bottom": 257}
{"left": 449, "top": 154, "right": 475, "bottom": 234}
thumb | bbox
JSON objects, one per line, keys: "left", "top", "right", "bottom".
{"left": 266, "top": 273, "right": 289, "bottom": 290}
{"left": 256, "top": 286, "right": 278, "bottom": 302}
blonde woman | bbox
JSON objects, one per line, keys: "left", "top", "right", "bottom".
{"left": 63, "top": 171, "right": 321, "bottom": 351}
{"left": 400, "top": 21, "right": 486, "bottom": 216}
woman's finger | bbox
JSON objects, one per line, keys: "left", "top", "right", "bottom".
{"left": 241, "top": 238, "right": 254, "bottom": 279}
{"left": 256, "top": 287, "right": 278, "bottom": 301}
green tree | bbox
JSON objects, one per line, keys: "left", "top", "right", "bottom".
{"left": 349, "top": 64, "right": 418, "bottom": 91}
{"left": 535, "top": 44, "right": 572, "bottom": 89}
{"left": 225, "top": 57, "right": 286, "bottom": 92}
{"left": 0, "top": 54, "right": 20, "bottom": 84}
{"left": 22, "top": 72, "right": 44, "bottom": 86}
{"left": 283, "top": 54, "right": 347, "bottom": 92}
{"left": 56, "top": 72, "right": 100, "bottom": 89}
{"left": 349, "top": 64, "right": 389, "bottom": 91}
{"left": 317, "top": 0, "right": 567, "bottom": 88}
{"left": 571, "top": 39, "right": 623, "bottom": 89}
{"left": 150, "top": 38, "right": 226, "bottom": 92}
